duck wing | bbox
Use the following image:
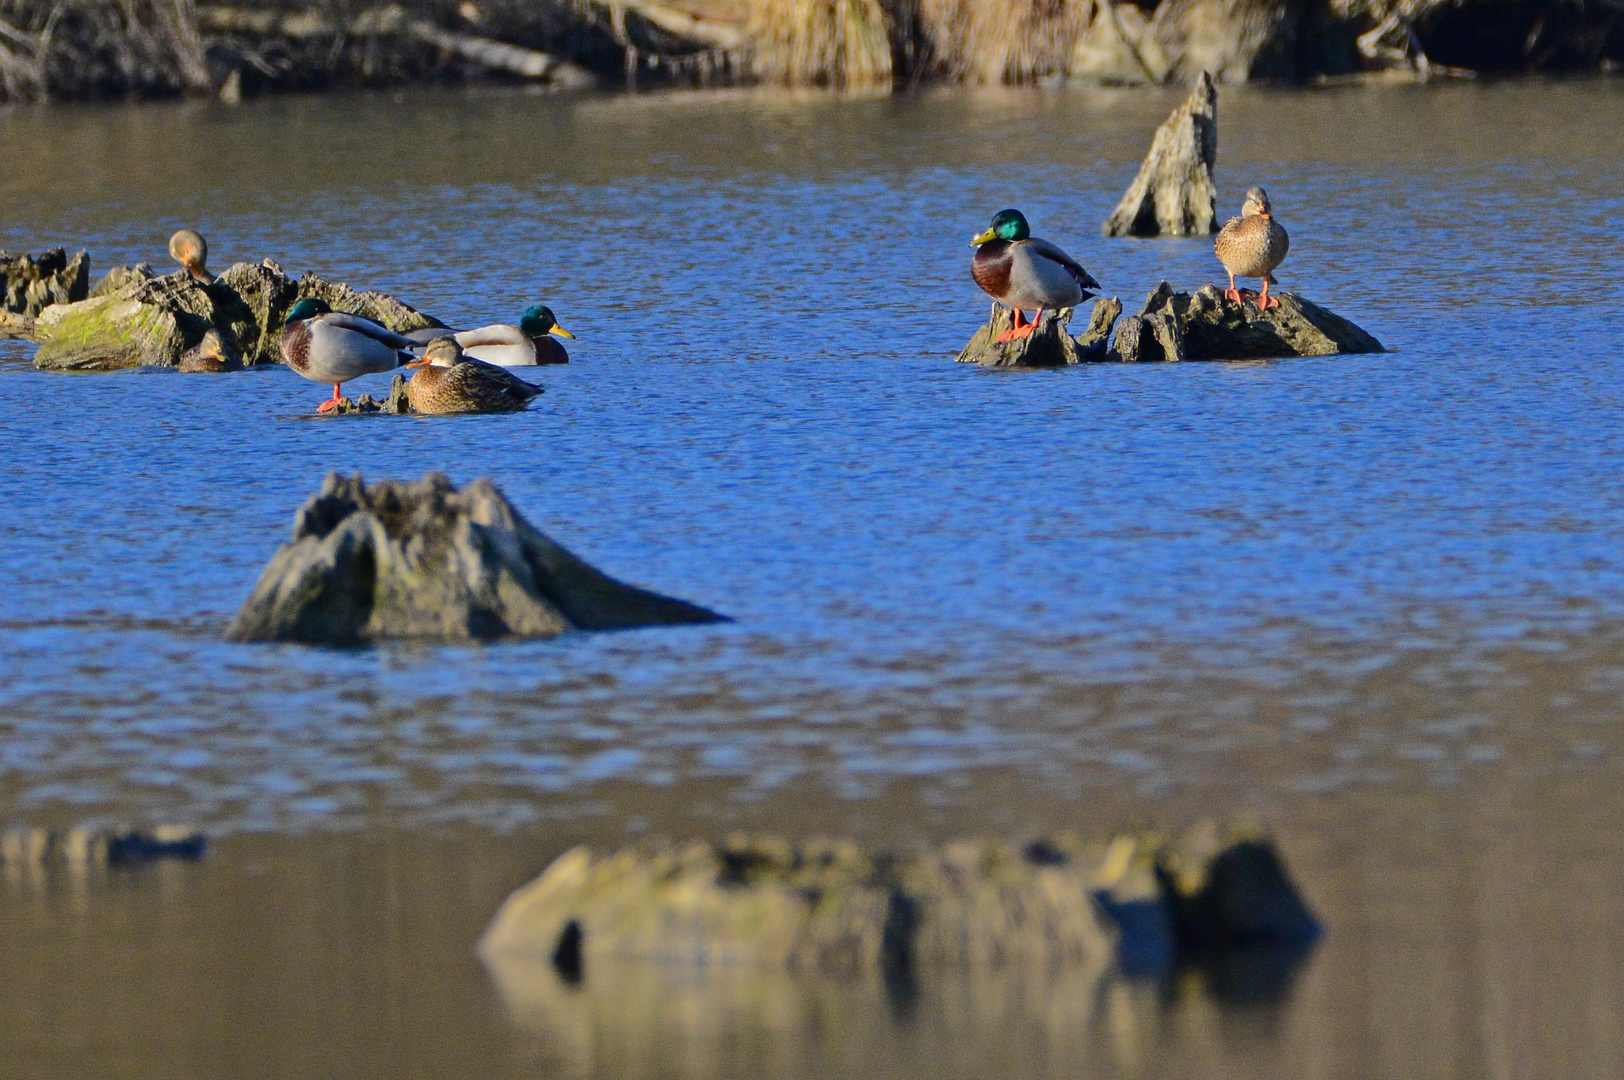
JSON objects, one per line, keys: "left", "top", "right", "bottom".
{"left": 320, "top": 311, "right": 421, "bottom": 351}
{"left": 455, "top": 323, "right": 530, "bottom": 349}
{"left": 402, "top": 326, "right": 456, "bottom": 346}
{"left": 456, "top": 358, "right": 544, "bottom": 402}
{"left": 1026, "top": 237, "right": 1101, "bottom": 292}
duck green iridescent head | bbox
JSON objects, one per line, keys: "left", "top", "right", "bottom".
{"left": 285, "top": 298, "right": 332, "bottom": 325}
{"left": 970, "top": 209, "right": 1030, "bottom": 247}
{"left": 517, "top": 304, "right": 575, "bottom": 340}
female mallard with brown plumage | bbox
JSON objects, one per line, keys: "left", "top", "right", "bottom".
{"left": 1215, "top": 187, "right": 1290, "bottom": 309}
{"left": 406, "top": 337, "right": 544, "bottom": 415}
{"left": 169, "top": 228, "right": 213, "bottom": 284}
{"left": 970, "top": 209, "right": 1100, "bottom": 343}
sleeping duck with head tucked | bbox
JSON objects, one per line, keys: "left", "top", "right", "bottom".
{"left": 970, "top": 209, "right": 1100, "bottom": 343}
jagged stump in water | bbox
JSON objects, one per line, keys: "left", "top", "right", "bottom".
{"left": 226, "top": 472, "right": 724, "bottom": 646}
{"left": 1102, "top": 70, "right": 1218, "bottom": 237}
{"left": 6, "top": 258, "right": 442, "bottom": 371}
{"left": 956, "top": 300, "right": 1123, "bottom": 367}
{"left": 1128, "top": 281, "right": 1384, "bottom": 359}
{"left": 0, "top": 248, "right": 89, "bottom": 315}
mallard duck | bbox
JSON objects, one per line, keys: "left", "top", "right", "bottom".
{"left": 970, "top": 209, "right": 1100, "bottom": 343}
{"left": 1215, "top": 187, "right": 1290, "bottom": 310}
{"left": 280, "top": 297, "right": 417, "bottom": 413}
{"left": 169, "top": 229, "right": 213, "bottom": 284}
{"left": 405, "top": 337, "right": 544, "bottom": 414}
{"left": 177, "top": 328, "right": 243, "bottom": 372}
{"left": 404, "top": 304, "right": 576, "bottom": 366}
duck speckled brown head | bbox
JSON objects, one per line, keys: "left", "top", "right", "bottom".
{"left": 1241, "top": 187, "right": 1273, "bottom": 218}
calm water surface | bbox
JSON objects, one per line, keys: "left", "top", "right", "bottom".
{"left": 2, "top": 80, "right": 1624, "bottom": 1079}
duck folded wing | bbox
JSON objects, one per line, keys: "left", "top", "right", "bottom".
{"left": 1026, "top": 238, "right": 1101, "bottom": 292}
{"left": 321, "top": 311, "right": 421, "bottom": 350}
{"left": 455, "top": 323, "right": 530, "bottom": 349}
{"left": 403, "top": 326, "right": 456, "bottom": 345}
{"left": 458, "top": 358, "right": 544, "bottom": 401}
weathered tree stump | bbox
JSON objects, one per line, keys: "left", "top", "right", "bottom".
{"left": 955, "top": 299, "right": 1123, "bottom": 367}
{"left": 1137, "top": 280, "right": 1384, "bottom": 358}
{"left": 10, "top": 257, "right": 442, "bottom": 371}
{"left": 478, "top": 823, "right": 1318, "bottom": 983}
{"left": 1102, "top": 70, "right": 1218, "bottom": 237}
{"left": 0, "top": 248, "right": 89, "bottom": 315}
{"left": 226, "top": 472, "right": 725, "bottom": 646}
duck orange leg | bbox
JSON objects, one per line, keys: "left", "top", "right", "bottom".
{"left": 1258, "top": 278, "right": 1279, "bottom": 310}
{"left": 1224, "top": 274, "right": 1244, "bottom": 305}
{"left": 1011, "top": 306, "right": 1043, "bottom": 341}
{"left": 317, "top": 383, "right": 343, "bottom": 414}
{"left": 995, "top": 307, "right": 1028, "bottom": 344}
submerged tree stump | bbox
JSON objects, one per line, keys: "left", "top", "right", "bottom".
{"left": 9, "top": 258, "right": 442, "bottom": 371}
{"left": 479, "top": 824, "right": 1318, "bottom": 987}
{"left": 226, "top": 472, "right": 724, "bottom": 646}
{"left": 955, "top": 299, "right": 1122, "bottom": 368}
{"left": 0, "top": 248, "right": 90, "bottom": 315}
{"left": 1135, "top": 280, "right": 1384, "bottom": 358}
{"left": 1102, "top": 70, "right": 1218, "bottom": 237}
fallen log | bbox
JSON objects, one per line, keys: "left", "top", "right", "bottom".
{"left": 1134, "top": 280, "right": 1384, "bottom": 358}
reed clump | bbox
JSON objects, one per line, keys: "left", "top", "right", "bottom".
{"left": 744, "top": 0, "right": 893, "bottom": 90}
{"left": 915, "top": 0, "right": 1090, "bottom": 84}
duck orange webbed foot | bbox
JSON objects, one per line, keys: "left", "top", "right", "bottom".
{"left": 1224, "top": 287, "right": 1246, "bottom": 304}
{"left": 316, "top": 399, "right": 341, "bottom": 414}
{"left": 1258, "top": 295, "right": 1281, "bottom": 311}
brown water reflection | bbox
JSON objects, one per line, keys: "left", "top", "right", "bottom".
{"left": 4, "top": 744, "right": 1622, "bottom": 1080}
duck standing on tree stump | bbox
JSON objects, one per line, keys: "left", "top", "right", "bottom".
{"left": 280, "top": 297, "right": 419, "bottom": 413}
{"left": 169, "top": 229, "right": 213, "bottom": 284}
{"left": 970, "top": 209, "right": 1100, "bottom": 343}
{"left": 1215, "top": 187, "right": 1290, "bottom": 309}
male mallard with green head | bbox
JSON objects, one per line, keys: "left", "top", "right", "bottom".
{"left": 280, "top": 297, "right": 418, "bottom": 413}
{"left": 1214, "top": 187, "right": 1290, "bottom": 309}
{"left": 405, "top": 337, "right": 544, "bottom": 415}
{"left": 970, "top": 209, "right": 1100, "bottom": 343}
{"left": 169, "top": 228, "right": 213, "bottom": 284}
{"left": 405, "top": 303, "right": 576, "bottom": 366}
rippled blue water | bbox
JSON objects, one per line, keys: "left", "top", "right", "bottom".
{"left": 1, "top": 82, "right": 1622, "bottom": 829}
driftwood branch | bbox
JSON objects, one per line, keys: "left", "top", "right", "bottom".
{"left": 198, "top": 4, "right": 596, "bottom": 84}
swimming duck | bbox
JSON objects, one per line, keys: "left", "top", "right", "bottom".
{"left": 405, "top": 337, "right": 544, "bottom": 415}
{"left": 970, "top": 209, "right": 1100, "bottom": 343}
{"left": 405, "top": 304, "right": 577, "bottom": 366}
{"left": 169, "top": 229, "right": 213, "bottom": 284}
{"left": 1214, "top": 187, "right": 1290, "bottom": 310}
{"left": 280, "top": 297, "right": 418, "bottom": 413}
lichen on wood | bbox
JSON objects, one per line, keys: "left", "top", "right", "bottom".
{"left": 1101, "top": 70, "right": 1218, "bottom": 237}
{"left": 15, "top": 256, "right": 443, "bottom": 372}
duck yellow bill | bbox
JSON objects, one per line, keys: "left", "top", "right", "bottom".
{"left": 404, "top": 355, "right": 430, "bottom": 368}
{"left": 970, "top": 228, "right": 997, "bottom": 246}
{"left": 549, "top": 325, "right": 576, "bottom": 340}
